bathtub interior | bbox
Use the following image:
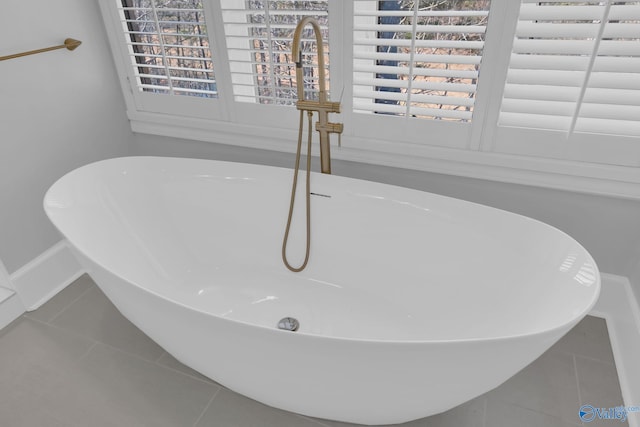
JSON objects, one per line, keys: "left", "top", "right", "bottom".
{"left": 44, "top": 157, "right": 600, "bottom": 342}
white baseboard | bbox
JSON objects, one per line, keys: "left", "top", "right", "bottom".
{"left": 0, "top": 289, "right": 26, "bottom": 330}
{"left": 10, "top": 240, "right": 84, "bottom": 311}
{"left": 0, "top": 257, "right": 24, "bottom": 329}
{"left": 590, "top": 273, "right": 640, "bottom": 427}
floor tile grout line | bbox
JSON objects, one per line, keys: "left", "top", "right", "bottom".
{"left": 549, "top": 344, "right": 617, "bottom": 366}
{"left": 92, "top": 339, "right": 170, "bottom": 367}
{"left": 45, "top": 281, "right": 96, "bottom": 325}
{"left": 496, "top": 398, "right": 579, "bottom": 425}
{"left": 152, "top": 357, "right": 222, "bottom": 387}
{"left": 76, "top": 340, "right": 100, "bottom": 362}
{"left": 572, "top": 351, "right": 617, "bottom": 367}
{"left": 22, "top": 315, "right": 100, "bottom": 347}
{"left": 154, "top": 350, "right": 167, "bottom": 363}
{"left": 192, "top": 386, "right": 222, "bottom": 427}
{"left": 88, "top": 338, "right": 222, "bottom": 389}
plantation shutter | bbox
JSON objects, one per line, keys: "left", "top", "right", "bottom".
{"left": 498, "top": 0, "right": 640, "bottom": 138}
{"left": 221, "top": 0, "right": 330, "bottom": 105}
{"left": 352, "top": 0, "right": 491, "bottom": 121}
{"left": 118, "top": 0, "right": 218, "bottom": 98}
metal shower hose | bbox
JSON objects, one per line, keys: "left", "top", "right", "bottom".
{"left": 282, "top": 110, "right": 314, "bottom": 272}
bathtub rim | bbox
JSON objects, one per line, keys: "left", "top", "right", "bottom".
{"left": 44, "top": 155, "right": 602, "bottom": 345}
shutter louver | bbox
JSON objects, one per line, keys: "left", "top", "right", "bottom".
{"left": 499, "top": 0, "right": 640, "bottom": 137}
{"left": 118, "top": 0, "right": 218, "bottom": 98}
{"left": 221, "top": 0, "right": 329, "bottom": 105}
{"left": 352, "top": 0, "right": 491, "bottom": 121}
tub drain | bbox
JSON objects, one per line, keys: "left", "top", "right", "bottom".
{"left": 277, "top": 317, "right": 300, "bottom": 332}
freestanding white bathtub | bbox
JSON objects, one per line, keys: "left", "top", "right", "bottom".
{"left": 44, "top": 156, "right": 600, "bottom": 425}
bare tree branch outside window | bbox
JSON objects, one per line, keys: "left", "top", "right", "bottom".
{"left": 375, "top": 0, "right": 490, "bottom": 120}
{"left": 121, "top": 0, "right": 217, "bottom": 97}
{"left": 246, "top": 0, "right": 329, "bottom": 105}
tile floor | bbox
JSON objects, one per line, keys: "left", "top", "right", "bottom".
{"left": 0, "top": 274, "right": 627, "bottom": 427}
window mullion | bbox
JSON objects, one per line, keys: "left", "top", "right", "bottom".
{"left": 567, "top": 0, "right": 611, "bottom": 137}
{"left": 149, "top": 1, "right": 176, "bottom": 95}
{"left": 203, "top": 0, "right": 234, "bottom": 121}
{"left": 404, "top": 2, "right": 420, "bottom": 119}
{"left": 329, "top": 0, "right": 352, "bottom": 136}
{"left": 474, "top": 0, "right": 521, "bottom": 152}
{"left": 262, "top": 2, "right": 277, "bottom": 103}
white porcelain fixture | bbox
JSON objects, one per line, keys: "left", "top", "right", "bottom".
{"left": 44, "top": 156, "right": 600, "bottom": 425}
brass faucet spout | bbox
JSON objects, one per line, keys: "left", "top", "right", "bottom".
{"left": 292, "top": 17, "right": 342, "bottom": 175}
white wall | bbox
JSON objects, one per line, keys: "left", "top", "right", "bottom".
{"left": 0, "top": 0, "right": 133, "bottom": 273}
{"left": 132, "top": 134, "right": 640, "bottom": 287}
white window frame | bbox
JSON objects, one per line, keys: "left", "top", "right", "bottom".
{"left": 98, "top": 0, "right": 640, "bottom": 200}
{"left": 348, "top": 0, "right": 492, "bottom": 151}
{"left": 99, "top": 0, "right": 230, "bottom": 120}
{"left": 486, "top": 0, "right": 640, "bottom": 168}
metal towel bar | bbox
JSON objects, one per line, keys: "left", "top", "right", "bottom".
{"left": 0, "top": 38, "right": 82, "bottom": 62}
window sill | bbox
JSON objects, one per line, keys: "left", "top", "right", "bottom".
{"left": 128, "top": 110, "right": 640, "bottom": 201}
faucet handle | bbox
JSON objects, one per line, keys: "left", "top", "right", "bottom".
{"left": 328, "top": 101, "right": 341, "bottom": 114}
{"left": 314, "top": 121, "right": 343, "bottom": 134}
{"left": 328, "top": 122, "right": 344, "bottom": 147}
{"left": 327, "top": 122, "right": 343, "bottom": 134}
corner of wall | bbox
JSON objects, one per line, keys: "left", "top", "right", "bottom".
{"left": 0, "top": 257, "right": 24, "bottom": 329}
{"left": 10, "top": 240, "right": 84, "bottom": 311}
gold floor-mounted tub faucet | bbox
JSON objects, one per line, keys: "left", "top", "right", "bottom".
{"left": 292, "top": 17, "right": 343, "bottom": 175}
{"left": 282, "top": 17, "right": 343, "bottom": 273}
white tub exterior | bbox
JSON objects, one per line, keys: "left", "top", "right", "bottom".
{"left": 44, "top": 156, "right": 600, "bottom": 425}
